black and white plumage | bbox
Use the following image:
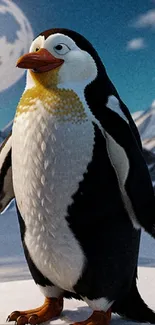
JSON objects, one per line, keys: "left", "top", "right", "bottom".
{"left": 0, "top": 28, "right": 155, "bottom": 324}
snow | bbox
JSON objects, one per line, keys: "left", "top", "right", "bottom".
{"left": 0, "top": 267, "right": 155, "bottom": 325}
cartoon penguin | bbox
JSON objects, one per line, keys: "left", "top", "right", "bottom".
{"left": 1, "top": 28, "right": 155, "bottom": 325}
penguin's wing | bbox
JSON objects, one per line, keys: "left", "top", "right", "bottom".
{"left": 0, "top": 132, "right": 14, "bottom": 213}
{"left": 97, "top": 102, "right": 155, "bottom": 237}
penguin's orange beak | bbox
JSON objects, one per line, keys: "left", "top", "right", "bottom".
{"left": 16, "top": 48, "right": 64, "bottom": 73}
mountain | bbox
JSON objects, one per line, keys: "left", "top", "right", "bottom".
{"left": 134, "top": 108, "right": 155, "bottom": 188}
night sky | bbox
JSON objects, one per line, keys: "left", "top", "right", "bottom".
{"left": 0, "top": 0, "right": 155, "bottom": 128}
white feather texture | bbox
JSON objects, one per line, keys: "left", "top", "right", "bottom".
{"left": 38, "top": 284, "right": 63, "bottom": 298}
{"left": 12, "top": 90, "right": 96, "bottom": 292}
{"left": 83, "top": 297, "right": 114, "bottom": 312}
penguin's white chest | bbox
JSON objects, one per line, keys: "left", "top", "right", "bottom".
{"left": 12, "top": 98, "right": 95, "bottom": 291}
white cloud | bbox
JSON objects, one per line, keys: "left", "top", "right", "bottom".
{"left": 133, "top": 9, "right": 155, "bottom": 28}
{"left": 126, "top": 38, "right": 146, "bottom": 51}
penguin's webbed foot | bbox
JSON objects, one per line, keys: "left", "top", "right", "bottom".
{"left": 7, "top": 296, "right": 63, "bottom": 325}
{"left": 72, "top": 309, "right": 111, "bottom": 325}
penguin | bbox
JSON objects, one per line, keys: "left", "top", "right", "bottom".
{"left": 1, "top": 28, "right": 155, "bottom": 325}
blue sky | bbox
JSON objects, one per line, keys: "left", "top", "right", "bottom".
{"left": 0, "top": 0, "right": 155, "bottom": 128}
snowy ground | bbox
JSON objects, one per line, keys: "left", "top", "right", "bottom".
{"left": 0, "top": 269, "right": 154, "bottom": 325}
{"left": 0, "top": 204, "right": 155, "bottom": 325}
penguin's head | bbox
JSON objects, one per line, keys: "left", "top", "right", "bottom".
{"left": 16, "top": 28, "right": 104, "bottom": 90}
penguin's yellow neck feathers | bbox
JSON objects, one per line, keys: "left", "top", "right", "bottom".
{"left": 15, "top": 83, "right": 87, "bottom": 123}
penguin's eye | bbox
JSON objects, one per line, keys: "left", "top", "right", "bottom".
{"left": 54, "top": 43, "right": 70, "bottom": 55}
{"left": 35, "top": 47, "right": 40, "bottom": 52}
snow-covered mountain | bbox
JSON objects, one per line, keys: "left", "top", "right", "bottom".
{"left": 135, "top": 107, "right": 155, "bottom": 149}
{"left": 133, "top": 108, "right": 155, "bottom": 188}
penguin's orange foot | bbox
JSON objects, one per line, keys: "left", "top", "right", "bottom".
{"left": 7, "top": 296, "right": 63, "bottom": 325}
{"left": 72, "top": 309, "right": 111, "bottom": 325}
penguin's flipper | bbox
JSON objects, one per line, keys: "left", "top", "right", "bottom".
{"left": 112, "top": 269, "right": 155, "bottom": 323}
{"left": 85, "top": 76, "right": 155, "bottom": 236}
{"left": 94, "top": 103, "right": 155, "bottom": 237}
{"left": 0, "top": 132, "right": 14, "bottom": 213}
